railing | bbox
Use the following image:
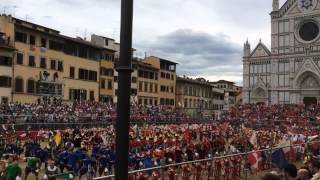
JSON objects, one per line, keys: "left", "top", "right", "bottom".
{"left": 0, "top": 114, "right": 216, "bottom": 130}
{"left": 93, "top": 141, "right": 317, "bottom": 180}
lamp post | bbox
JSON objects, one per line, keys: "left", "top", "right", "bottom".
{"left": 115, "top": 0, "right": 133, "bottom": 179}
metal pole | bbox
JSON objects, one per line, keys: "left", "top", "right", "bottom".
{"left": 115, "top": 0, "right": 133, "bottom": 179}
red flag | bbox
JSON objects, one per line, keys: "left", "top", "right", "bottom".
{"left": 247, "top": 150, "right": 260, "bottom": 170}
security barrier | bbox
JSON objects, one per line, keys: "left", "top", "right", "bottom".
{"left": 93, "top": 141, "right": 317, "bottom": 180}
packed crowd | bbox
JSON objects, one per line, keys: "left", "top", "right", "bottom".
{"left": 0, "top": 102, "right": 320, "bottom": 179}
{"left": 0, "top": 101, "right": 188, "bottom": 124}
{"left": 222, "top": 104, "right": 320, "bottom": 125}
{"left": 0, "top": 121, "right": 319, "bottom": 179}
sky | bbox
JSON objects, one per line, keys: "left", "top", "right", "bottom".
{"left": 1, "top": 0, "right": 287, "bottom": 85}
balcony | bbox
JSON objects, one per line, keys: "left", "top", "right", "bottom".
{"left": 0, "top": 32, "right": 14, "bottom": 50}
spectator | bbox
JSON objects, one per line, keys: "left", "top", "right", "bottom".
{"left": 261, "top": 172, "right": 281, "bottom": 180}
{"left": 5, "top": 155, "right": 22, "bottom": 180}
{"left": 0, "top": 161, "right": 5, "bottom": 180}
{"left": 310, "top": 159, "right": 320, "bottom": 180}
{"left": 297, "top": 168, "right": 311, "bottom": 180}
{"left": 284, "top": 163, "right": 298, "bottom": 180}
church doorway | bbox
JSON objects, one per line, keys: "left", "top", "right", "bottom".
{"left": 303, "top": 97, "right": 317, "bottom": 106}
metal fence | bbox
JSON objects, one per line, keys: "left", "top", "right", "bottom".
{"left": 93, "top": 141, "right": 316, "bottom": 180}
{"left": 0, "top": 114, "right": 216, "bottom": 130}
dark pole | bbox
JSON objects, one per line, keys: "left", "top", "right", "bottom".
{"left": 115, "top": 0, "right": 133, "bottom": 179}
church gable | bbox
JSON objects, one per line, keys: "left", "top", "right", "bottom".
{"left": 278, "top": 0, "right": 296, "bottom": 17}
{"left": 286, "top": 4, "right": 300, "bottom": 16}
{"left": 278, "top": 0, "right": 319, "bottom": 17}
{"left": 250, "top": 43, "right": 271, "bottom": 58}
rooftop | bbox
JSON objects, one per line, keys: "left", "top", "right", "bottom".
{"left": 3, "top": 14, "right": 115, "bottom": 52}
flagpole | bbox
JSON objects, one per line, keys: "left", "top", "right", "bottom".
{"left": 115, "top": 0, "right": 133, "bottom": 179}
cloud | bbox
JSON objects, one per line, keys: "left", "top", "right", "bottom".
{"left": 135, "top": 29, "right": 243, "bottom": 82}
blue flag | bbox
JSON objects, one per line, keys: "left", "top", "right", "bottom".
{"left": 272, "top": 149, "right": 288, "bottom": 168}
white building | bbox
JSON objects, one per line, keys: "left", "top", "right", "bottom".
{"left": 243, "top": 0, "right": 320, "bottom": 105}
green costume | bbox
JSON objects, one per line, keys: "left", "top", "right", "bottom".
{"left": 5, "top": 163, "right": 21, "bottom": 180}
{"left": 26, "top": 157, "right": 38, "bottom": 169}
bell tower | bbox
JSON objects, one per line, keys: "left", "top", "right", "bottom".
{"left": 273, "top": 0, "right": 279, "bottom": 11}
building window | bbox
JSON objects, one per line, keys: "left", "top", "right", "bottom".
{"left": 89, "top": 70, "right": 97, "bottom": 81}
{"left": 57, "top": 61, "right": 63, "bottom": 71}
{"left": 170, "top": 86, "right": 174, "bottom": 93}
{"left": 41, "top": 38, "right": 46, "bottom": 48}
{"left": 155, "top": 99, "right": 158, "bottom": 105}
{"left": 27, "top": 79, "right": 35, "bottom": 93}
{"left": 161, "top": 72, "right": 165, "bottom": 78}
{"left": 165, "top": 98, "right": 170, "bottom": 105}
{"left": 100, "top": 68, "right": 113, "bottom": 76}
{"left": 155, "top": 84, "right": 158, "bottom": 93}
{"left": 51, "top": 60, "right": 56, "bottom": 70}
{"left": 160, "top": 98, "right": 164, "bottom": 105}
{"left": 114, "top": 76, "right": 118, "bottom": 82}
{"left": 40, "top": 57, "right": 46, "bottom": 69}
{"left": 49, "top": 40, "right": 63, "bottom": 51}
{"left": 144, "top": 82, "right": 148, "bottom": 92}
{"left": 139, "top": 82, "right": 142, "bottom": 91}
{"left": 15, "top": 31, "right": 27, "bottom": 43}
{"left": 70, "top": 67, "right": 75, "bottom": 78}
{"left": 17, "top": 53, "right": 23, "bottom": 65}
{"left": 138, "top": 98, "right": 142, "bottom": 105}
{"left": 69, "top": 89, "right": 87, "bottom": 101}
{"left": 170, "top": 99, "right": 174, "bottom": 106}
{"left": 1, "top": 97, "right": 8, "bottom": 104}
{"left": 132, "top": 77, "right": 137, "bottom": 83}
{"left": 108, "top": 80, "right": 112, "bottom": 90}
{"left": 28, "top": 56, "right": 35, "bottom": 67}
{"left": 144, "top": 99, "right": 148, "bottom": 105}
{"left": 101, "top": 79, "right": 106, "bottom": 89}
{"left": 15, "top": 78, "right": 23, "bottom": 93}
{"left": 0, "top": 76, "right": 11, "bottom": 87}
{"left": 0, "top": 56, "right": 12, "bottom": 66}
{"left": 166, "top": 73, "right": 170, "bottom": 79}
{"left": 105, "top": 39, "right": 108, "bottom": 46}
{"left": 79, "top": 69, "right": 97, "bottom": 81}
{"left": 149, "top": 99, "right": 153, "bottom": 105}
{"left": 160, "top": 85, "right": 166, "bottom": 92}
{"left": 150, "top": 83, "right": 153, "bottom": 92}
{"left": 29, "top": 35, "right": 36, "bottom": 45}
{"left": 90, "top": 91, "right": 95, "bottom": 101}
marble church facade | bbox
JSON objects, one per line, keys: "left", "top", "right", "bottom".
{"left": 243, "top": 0, "right": 320, "bottom": 105}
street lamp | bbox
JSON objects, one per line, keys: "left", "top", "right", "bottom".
{"left": 115, "top": 0, "right": 134, "bottom": 179}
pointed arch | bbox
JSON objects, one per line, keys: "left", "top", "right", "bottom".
{"left": 254, "top": 87, "right": 266, "bottom": 98}
{"left": 295, "top": 71, "right": 320, "bottom": 89}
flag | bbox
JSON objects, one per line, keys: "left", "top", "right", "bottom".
{"left": 272, "top": 149, "right": 288, "bottom": 168}
{"left": 250, "top": 131, "right": 258, "bottom": 148}
{"left": 247, "top": 150, "right": 260, "bottom": 169}
{"left": 55, "top": 131, "right": 62, "bottom": 146}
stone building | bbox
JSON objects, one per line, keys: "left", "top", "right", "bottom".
{"left": 175, "top": 76, "right": 224, "bottom": 119}
{"left": 243, "top": 0, "right": 320, "bottom": 105}
{"left": 0, "top": 14, "right": 115, "bottom": 103}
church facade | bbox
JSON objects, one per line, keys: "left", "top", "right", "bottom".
{"left": 243, "top": 0, "right": 320, "bottom": 105}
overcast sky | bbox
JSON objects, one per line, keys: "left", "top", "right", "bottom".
{"left": 1, "top": 0, "right": 287, "bottom": 85}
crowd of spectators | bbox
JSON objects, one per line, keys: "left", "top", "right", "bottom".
{"left": 0, "top": 101, "right": 189, "bottom": 124}
{"left": 221, "top": 104, "right": 320, "bottom": 125}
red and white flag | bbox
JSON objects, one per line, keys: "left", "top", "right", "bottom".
{"left": 247, "top": 150, "right": 261, "bottom": 170}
